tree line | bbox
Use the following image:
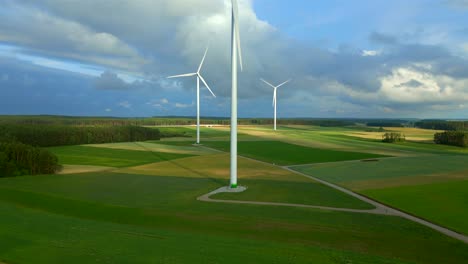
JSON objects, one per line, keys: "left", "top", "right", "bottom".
{"left": 0, "top": 142, "right": 59, "bottom": 177}
{"left": 0, "top": 115, "right": 382, "bottom": 127}
{"left": 382, "top": 132, "right": 405, "bottom": 143}
{"left": 415, "top": 120, "right": 468, "bottom": 131}
{"left": 367, "top": 122, "right": 404, "bottom": 128}
{"left": 0, "top": 124, "right": 161, "bottom": 147}
{"left": 434, "top": 131, "right": 468, "bottom": 147}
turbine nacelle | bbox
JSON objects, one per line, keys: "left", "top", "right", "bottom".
{"left": 260, "top": 78, "right": 291, "bottom": 107}
{"left": 167, "top": 47, "right": 216, "bottom": 97}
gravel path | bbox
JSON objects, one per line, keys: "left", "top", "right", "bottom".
{"left": 197, "top": 186, "right": 388, "bottom": 215}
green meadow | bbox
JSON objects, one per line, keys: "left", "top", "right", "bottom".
{"left": 1, "top": 125, "right": 468, "bottom": 263}
{"left": 48, "top": 145, "right": 193, "bottom": 167}
{"left": 203, "top": 140, "right": 386, "bottom": 165}
{"left": 294, "top": 154, "right": 468, "bottom": 235}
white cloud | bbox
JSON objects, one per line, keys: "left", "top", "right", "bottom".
{"left": 118, "top": 101, "right": 132, "bottom": 109}
{"left": 0, "top": 1, "right": 146, "bottom": 71}
{"left": 105, "top": 108, "right": 112, "bottom": 112}
{"left": 175, "top": 102, "right": 194, "bottom": 108}
{"left": 379, "top": 66, "right": 468, "bottom": 104}
{"left": 146, "top": 98, "right": 170, "bottom": 108}
{"left": 362, "top": 50, "right": 380, "bottom": 57}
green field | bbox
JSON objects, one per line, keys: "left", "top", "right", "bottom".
{"left": 48, "top": 145, "right": 192, "bottom": 167}
{"left": 1, "top": 124, "right": 468, "bottom": 263}
{"left": 363, "top": 180, "right": 468, "bottom": 235}
{"left": 294, "top": 155, "right": 468, "bottom": 235}
{"left": 211, "top": 178, "right": 375, "bottom": 209}
{"left": 203, "top": 140, "right": 387, "bottom": 165}
{"left": 1, "top": 172, "right": 468, "bottom": 264}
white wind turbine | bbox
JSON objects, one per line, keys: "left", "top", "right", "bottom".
{"left": 230, "top": 0, "right": 243, "bottom": 188}
{"left": 261, "top": 79, "right": 291, "bottom": 131}
{"left": 167, "top": 47, "right": 216, "bottom": 145}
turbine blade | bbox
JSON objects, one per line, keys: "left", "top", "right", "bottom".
{"left": 199, "top": 74, "right": 216, "bottom": 97}
{"left": 261, "top": 78, "right": 276, "bottom": 89}
{"left": 197, "top": 46, "right": 209, "bottom": 73}
{"left": 276, "top": 79, "right": 291, "bottom": 88}
{"left": 232, "top": 0, "right": 243, "bottom": 71}
{"left": 167, "top": 73, "right": 197, "bottom": 79}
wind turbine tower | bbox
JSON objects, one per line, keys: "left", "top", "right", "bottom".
{"left": 167, "top": 47, "right": 216, "bottom": 144}
{"left": 230, "top": 0, "right": 243, "bottom": 188}
{"left": 261, "top": 79, "right": 291, "bottom": 131}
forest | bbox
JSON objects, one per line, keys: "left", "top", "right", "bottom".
{"left": 0, "top": 142, "right": 59, "bottom": 177}
{"left": 0, "top": 124, "right": 161, "bottom": 147}
{"left": 415, "top": 120, "right": 468, "bottom": 131}
{"left": 434, "top": 131, "right": 468, "bottom": 147}
{"left": 0, "top": 115, "right": 387, "bottom": 127}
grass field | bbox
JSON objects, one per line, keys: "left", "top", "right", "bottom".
{"left": 363, "top": 180, "right": 468, "bottom": 235}
{"left": 203, "top": 140, "right": 387, "bottom": 165}
{"left": 118, "top": 153, "right": 374, "bottom": 209}
{"left": 48, "top": 145, "right": 193, "bottom": 167}
{"left": 2, "top": 125, "right": 468, "bottom": 263}
{"left": 294, "top": 155, "right": 468, "bottom": 235}
{"left": 1, "top": 172, "right": 468, "bottom": 264}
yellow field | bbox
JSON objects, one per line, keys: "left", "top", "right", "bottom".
{"left": 58, "top": 165, "right": 115, "bottom": 174}
{"left": 346, "top": 127, "right": 443, "bottom": 142}
{"left": 117, "top": 153, "right": 309, "bottom": 182}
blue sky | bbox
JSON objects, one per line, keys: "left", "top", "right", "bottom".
{"left": 1, "top": 0, "right": 468, "bottom": 118}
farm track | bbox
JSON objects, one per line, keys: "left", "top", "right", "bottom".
{"left": 197, "top": 187, "right": 388, "bottom": 215}
{"left": 197, "top": 145, "right": 468, "bottom": 244}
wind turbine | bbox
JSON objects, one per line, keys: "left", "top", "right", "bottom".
{"left": 230, "top": 0, "right": 243, "bottom": 189}
{"left": 167, "top": 47, "right": 216, "bottom": 145}
{"left": 261, "top": 79, "right": 291, "bottom": 131}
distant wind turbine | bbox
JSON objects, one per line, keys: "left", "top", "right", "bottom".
{"left": 230, "top": 0, "right": 243, "bottom": 189}
{"left": 167, "top": 47, "right": 215, "bottom": 145}
{"left": 261, "top": 78, "right": 291, "bottom": 131}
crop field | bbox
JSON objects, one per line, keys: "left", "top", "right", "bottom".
{"left": 48, "top": 145, "right": 193, "bottom": 167}
{"left": 203, "top": 140, "right": 387, "bottom": 165}
{"left": 1, "top": 125, "right": 468, "bottom": 263}
{"left": 294, "top": 155, "right": 468, "bottom": 235}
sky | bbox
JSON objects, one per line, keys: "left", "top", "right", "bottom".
{"left": 1, "top": 0, "right": 468, "bottom": 118}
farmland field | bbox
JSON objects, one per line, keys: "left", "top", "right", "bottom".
{"left": 1, "top": 125, "right": 468, "bottom": 263}
{"left": 48, "top": 145, "right": 193, "bottom": 167}
{"left": 293, "top": 154, "right": 468, "bottom": 235}
{"left": 203, "top": 140, "right": 387, "bottom": 165}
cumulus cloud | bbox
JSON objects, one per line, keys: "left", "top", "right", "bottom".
{"left": 0, "top": 1, "right": 146, "bottom": 71}
{"left": 1, "top": 0, "right": 468, "bottom": 118}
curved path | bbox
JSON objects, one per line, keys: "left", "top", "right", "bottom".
{"left": 197, "top": 186, "right": 389, "bottom": 215}
{"left": 195, "top": 145, "right": 468, "bottom": 244}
